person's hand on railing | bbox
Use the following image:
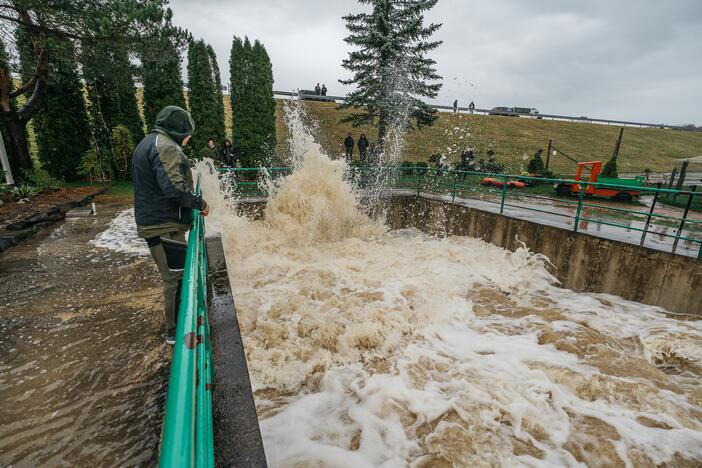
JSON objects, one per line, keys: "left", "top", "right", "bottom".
{"left": 200, "top": 201, "right": 210, "bottom": 217}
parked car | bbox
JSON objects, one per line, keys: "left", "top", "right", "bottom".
{"left": 488, "top": 106, "right": 519, "bottom": 117}
{"left": 298, "top": 89, "right": 336, "bottom": 102}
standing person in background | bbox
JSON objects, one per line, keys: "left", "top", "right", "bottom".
{"left": 358, "top": 133, "right": 369, "bottom": 162}
{"left": 199, "top": 138, "right": 218, "bottom": 161}
{"left": 469, "top": 101, "right": 475, "bottom": 114}
{"left": 453, "top": 99, "right": 458, "bottom": 113}
{"left": 221, "top": 139, "right": 236, "bottom": 166}
{"left": 132, "top": 105, "right": 209, "bottom": 345}
{"left": 344, "top": 133, "right": 355, "bottom": 161}
{"left": 315, "top": 83, "right": 321, "bottom": 95}
{"left": 321, "top": 84, "right": 327, "bottom": 96}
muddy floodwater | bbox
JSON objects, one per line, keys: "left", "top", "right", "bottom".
{"left": 198, "top": 112, "right": 702, "bottom": 467}
{"left": 0, "top": 199, "right": 168, "bottom": 466}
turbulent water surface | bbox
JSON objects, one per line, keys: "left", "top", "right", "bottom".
{"left": 196, "top": 120, "right": 702, "bottom": 467}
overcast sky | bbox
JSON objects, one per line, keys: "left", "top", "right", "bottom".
{"left": 169, "top": 0, "right": 702, "bottom": 125}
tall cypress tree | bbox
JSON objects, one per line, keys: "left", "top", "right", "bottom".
{"left": 339, "top": 0, "right": 442, "bottom": 146}
{"left": 19, "top": 34, "right": 90, "bottom": 181}
{"left": 229, "top": 36, "right": 276, "bottom": 166}
{"left": 206, "top": 44, "right": 226, "bottom": 141}
{"left": 141, "top": 8, "right": 187, "bottom": 128}
{"left": 187, "top": 39, "right": 225, "bottom": 153}
{"left": 83, "top": 42, "right": 144, "bottom": 151}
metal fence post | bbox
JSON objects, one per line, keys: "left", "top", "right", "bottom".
{"left": 672, "top": 185, "right": 696, "bottom": 254}
{"left": 417, "top": 171, "right": 422, "bottom": 195}
{"left": 499, "top": 175, "right": 508, "bottom": 214}
{"left": 640, "top": 183, "right": 661, "bottom": 247}
{"left": 573, "top": 183, "right": 586, "bottom": 232}
{"left": 451, "top": 171, "right": 458, "bottom": 203}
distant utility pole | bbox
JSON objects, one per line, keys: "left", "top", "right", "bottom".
{"left": 545, "top": 138, "right": 553, "bottom": 170}
{"left": 611, "top": 127, "right": 624, "bottom": 161}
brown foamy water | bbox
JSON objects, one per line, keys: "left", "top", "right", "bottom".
{"left": 197, "top": 124, "right": 702, "bottom": 467}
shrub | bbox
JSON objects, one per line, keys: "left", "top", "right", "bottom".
{"left": 21, "top": 168, "right": 64, "bottom": 191}
{"left": 111, "top": 125, "right": 134, "bottom": 180}
{"left": 11, "top": 184, "right": 40, "bottom": 200}
{"left": 527, "top": 150, "right": 546, "bottom": 174}
{"left": 601, "top": 158, "right": 618, "bottom": 178}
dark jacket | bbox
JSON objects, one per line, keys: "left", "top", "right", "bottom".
{"left": 132, "top": 106, "right": 204, "bottom": 237}
{"left": 358, "top": 136, "right": 369, "bottom": 152}
{"left": 344, "top": 136, "right": 354, "bottom": 148}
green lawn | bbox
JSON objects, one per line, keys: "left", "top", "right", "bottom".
{"left": 269, "top": 100, "right": 702, "bottom": 175}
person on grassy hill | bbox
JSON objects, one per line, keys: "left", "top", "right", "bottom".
{"left": 469, "top": 101, "right": 475, "bottom": 114}
{"left": 315, "top": 83, "right": 321, "bottom": 95}
{"left": 321, "top": 84, "right": 328, "bottom": 96}
{"left": 344, "top": 133, "right": 355, "bottom": 161}
{"left": 132, "top": 105, "right": 209, "bottom": 345}
{"left": 453, "top": 99, "right": 458, "bottom": 113}
{"left": 198, "top": 138, "right": 219, "bottom": 161}
{"left": 358, "top": 133, "right": 369, "bottom": 162}
{"left": 221, "top": 139, "right": 236, "bottom": 166}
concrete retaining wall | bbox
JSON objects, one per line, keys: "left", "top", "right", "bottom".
{"left": 386, "top": 194, "right": 702, "bottom": 315}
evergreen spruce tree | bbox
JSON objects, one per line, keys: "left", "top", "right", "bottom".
{"left": 141, "top": 8, "right": 187, "bottom": 128}
{"left": 187, "top": 39, "right": 225, "bottom": 153}
{"left": 229, "top": 36, "right": 276, "bottom": 167}
{"left": 339, "top": 0, "right": 442, "bottom": 146}
{"left": 16, "top": 28, "right": 90, "bottom": 181}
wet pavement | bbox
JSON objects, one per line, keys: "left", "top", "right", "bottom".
{"left": 0, "top": 197, "right": 168, "bottom": 466}
{"left": 401, "top": 189, "right": 702, "bottom": 258}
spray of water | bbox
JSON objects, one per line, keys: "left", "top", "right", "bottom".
{"left": 194, "top": 103, "right": 702, "bottom": 466}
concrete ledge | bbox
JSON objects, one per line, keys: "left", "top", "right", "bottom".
{"left": 206, "top": 235, "right": 267, "bottom": 467}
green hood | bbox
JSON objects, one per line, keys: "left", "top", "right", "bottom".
{"left": 153, "top": 106, "right": 195, "bottom": 144}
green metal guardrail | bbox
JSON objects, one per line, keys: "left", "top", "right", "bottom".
{"left": 219, "top": 165, "right": 702, "bottom": 258}
{"left": 159, "top": 176, "right": 214, "bottom": 467}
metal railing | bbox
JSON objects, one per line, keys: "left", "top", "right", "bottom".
{"left": 159, "top": 176, "right": 214, "bottom": 467}
{"left": 220, "top": 166, "right": 702, "bottom": 258}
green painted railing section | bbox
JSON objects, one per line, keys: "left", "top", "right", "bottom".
{"left": 159, "top": 176, "right": 214, "bottom": 468}
{"left": 220, "top": 165, "right": 702, "bottom": 258}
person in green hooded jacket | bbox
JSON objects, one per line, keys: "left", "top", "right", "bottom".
{"left": 132, "top": 105, "right": 209, "bottom": 345}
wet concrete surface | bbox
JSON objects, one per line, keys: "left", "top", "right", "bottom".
{"left": 399, "top": 189, "right": 702, "bottom": 258}
{"left": 0, "top": 197, "right": 169, "bottom": 466}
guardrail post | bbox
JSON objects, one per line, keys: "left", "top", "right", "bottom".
{"left": 640, "top": 183, "right": 661, "bottom": 247}
{"left": 499, "top": 175, "right": 508, "bottom": 214}
{"left": 417, "top": 171, "right": 422, "bottom": 195}
{"left": 573, "top": 183, "right": 586, "bottom": 232}
{"left": 672, "top": 185, "right": 696, "bottom": 254}
{"left": 451, "top": 171, "right": 458, "bottom": 203}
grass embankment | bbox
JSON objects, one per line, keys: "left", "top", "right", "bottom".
{"left": 269, "top": 100, "right": 702, "bottom": 175}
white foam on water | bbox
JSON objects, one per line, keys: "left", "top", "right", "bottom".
{"left": 195, "top": 111, "right": 702, "bottom": 467}
{"left": 90, "top": 208, "right": 148, "bottom": 256}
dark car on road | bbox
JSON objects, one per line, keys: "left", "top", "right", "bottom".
{"left": 488, "top": 106, "right": 519, "bottom": 117}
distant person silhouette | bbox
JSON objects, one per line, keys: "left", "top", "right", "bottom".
{"left": 469, "top": 101, "right": 475, "bottom": 114}
{"left": 344, "top": 133, "right": 354, "bottom": 161}
{"left": 358, "top": 133, "right": 369, "bottom": 161}
{"left": 321, "top": 84, "right": 327, "bottom": 96}
{"left": 453, "top": 99, "right": 458, "bottom": 113}
{"left": 314, "top": 83, "right": 321, "bottom": 95}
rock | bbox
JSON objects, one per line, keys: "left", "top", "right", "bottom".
{"left": 47, "top": 206, "right": 60, "bottom": 215}
{"left": 0, "top": 228, "right": 35, "bottom": 251}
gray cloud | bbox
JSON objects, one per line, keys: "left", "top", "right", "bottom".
{"left": 169, "top": 0, "right": 702, "bottom": 124}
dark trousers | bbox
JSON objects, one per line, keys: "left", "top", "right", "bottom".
{"left": 345, "top": 146, "right": 353, "bottom": 161}
{"left": 148, "top": 231, "right": 186, "bottom": 333}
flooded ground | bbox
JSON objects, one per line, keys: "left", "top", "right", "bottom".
{"left": 0, "top": 198, "right": 168, "bottom": 466}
